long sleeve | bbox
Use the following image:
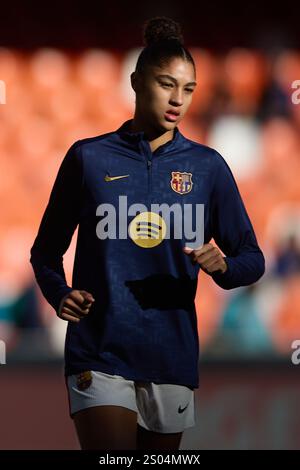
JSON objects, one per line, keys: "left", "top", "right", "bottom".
{"left": 30, "top": 141, "right": 83, "bottom": 312}
{"left": 209, "top": 150, "right": 265, "bottom": 290}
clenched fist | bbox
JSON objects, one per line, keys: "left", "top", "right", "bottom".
{"left": 183, "top": 243, "right": 227, "bottom": 275}
{"left": 57, "top": 290, "right": 95, "bottom": 322}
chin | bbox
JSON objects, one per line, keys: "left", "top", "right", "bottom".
{"left": 158, "top": 118, "right": 177, "bottom": 131}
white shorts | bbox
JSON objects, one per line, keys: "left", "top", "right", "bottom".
{"left": 66, "top": 370, "right": 196, "bottom": 433}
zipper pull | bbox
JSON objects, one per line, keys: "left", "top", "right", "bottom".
{"left": 147, "top": 160, "right": 152, "bottom": 168}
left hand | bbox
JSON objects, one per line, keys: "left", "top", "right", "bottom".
{"left": 183, "top": 243, "right": 227, "bottom": 275}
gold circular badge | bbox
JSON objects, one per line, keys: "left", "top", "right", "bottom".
{"left": 129, "top": 211, "right": 166, "bottom": 248}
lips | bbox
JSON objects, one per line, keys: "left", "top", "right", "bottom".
{"left": 166, "top": 109, "right": 180, "bottom": 116}
{"left": 165, "top": 109, "right": 180, "bottom": 122}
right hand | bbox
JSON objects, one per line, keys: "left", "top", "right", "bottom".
{"left": 57, "top": 290, "right": 95, "bottom": 322}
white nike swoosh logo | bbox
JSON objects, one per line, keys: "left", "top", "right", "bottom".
{"left": 104, "top": 174, "right": 130, "bottom": 181}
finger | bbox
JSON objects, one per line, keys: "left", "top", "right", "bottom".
{"left": 64, "top": 298, "right": 90, "bottom": 316}
{"left": 183, "top": 244, "right": 214, "bottom": 259}
{"left": 196, "top": 250, "right": 220, "bottom": 265}
{"left": 183, "top": 246, "right": 199, "bottom": 265}
{"left": 80, "top": 290, "right": 95, "bottom": 304}
{"left": 59, "top": 311, "right": 80, "bottom": 323}
{"left": 63, "top": 299, "right": 90, "bottom": 316}
{"left": 192, "top": 243, "right": 215, "bottom": 257}
{"left": 81, "top": 297, "right": 93, "bottom": 308}
{"left": 203, "top": 259, "right": 223, "bottom": 274}
{"left": 69, "top": 290, "right": 94, "bottom": 308}
{"left": 183, "top": 244, "right": 204, "bottom": 254}
{"left": 210, "top": 257, "right": 227, "bottom": 273}
{"left": 61, "top": 305, "right": 87, "bottom": 318}
{"left": 183, "top": 247, "right": 201, "bottom": 265}
{"left": 194, "top": 244, "right": 219, "bottom": 260}
{"left": 206, "top": 261, "right": 221, "bottom": 273}
{"left": 183, "top": 246, "right": 194, "bottom": 254}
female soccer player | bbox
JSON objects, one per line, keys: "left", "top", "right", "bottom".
{"left": 30, "top": 16, "right": 265, "bottom": 450}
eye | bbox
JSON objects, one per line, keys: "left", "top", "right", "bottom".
{"left": 161, "top": 82, "right": 173, "bottom": 88}
{"left": 185, "top": 88, "right": 194, "bottom": 93}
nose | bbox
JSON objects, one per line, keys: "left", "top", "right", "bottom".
{"left": 170, "top": 88, "right": 184, "bottom": 106}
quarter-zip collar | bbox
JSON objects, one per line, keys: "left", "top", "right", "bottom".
{"left": 116, "top": 118, "right": 184, "bottom": 155}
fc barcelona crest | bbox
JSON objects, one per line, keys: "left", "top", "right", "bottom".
{"left": 170, "top": 171, "right": 193, "bottom": 195}
{"left": 76, "top": 371, "right": 93, "bottom": 391}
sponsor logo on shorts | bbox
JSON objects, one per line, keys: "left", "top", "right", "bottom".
{"left": 178, "top": 403, "right": 189, "bottom": 413}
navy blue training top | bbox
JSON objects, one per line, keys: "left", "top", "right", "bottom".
{"left": 30, "top": 118, "right": 265, "bottom": 389}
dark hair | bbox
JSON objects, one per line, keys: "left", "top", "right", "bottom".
{"left": 134, "top": 16, "right": 195, "bottom": 77}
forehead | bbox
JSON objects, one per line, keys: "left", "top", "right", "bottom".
{"left": 151, "top": 57, "right": 195, "bottom": 82}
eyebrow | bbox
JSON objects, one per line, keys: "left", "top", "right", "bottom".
{"left": 156, "top": 74, "right": 197, "bottom": 87}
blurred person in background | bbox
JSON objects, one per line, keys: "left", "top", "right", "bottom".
{"left": 30, "top": 16, "right": 265, "bottom": 450}
{"left": 206, "top": 284, "right": 275, "bottom": 358}
{"left": 272, "top": 233, "right": 300, "bottom": 278}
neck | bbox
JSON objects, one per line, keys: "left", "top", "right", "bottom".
{"left": 130, "top": 114, "right": 175, "bottom": 153}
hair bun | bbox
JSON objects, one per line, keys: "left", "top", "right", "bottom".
{"left": 142, "top": 16, "right": 184, "bottom": 47}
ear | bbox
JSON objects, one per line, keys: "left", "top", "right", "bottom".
{"left": 130, "top": 72, "right": 135, "bottom": 91}
{"left": 130, "top": 71, "right": 137, "bottom": 92}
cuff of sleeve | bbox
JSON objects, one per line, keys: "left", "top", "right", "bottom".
{"left": 52, "top": 286, "right": 73, "bottom": 314}
{"left": 211, "top": 257, "right": 234, "bottom": 289}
